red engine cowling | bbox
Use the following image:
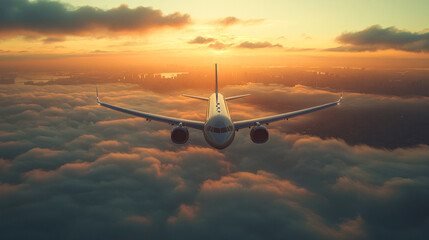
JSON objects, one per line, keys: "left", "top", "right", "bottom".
{"left": 171, "top": 126, "right": 189, "bottom": 144}
{"left": 250, "top": 125, "right": 269, "bottom": 143}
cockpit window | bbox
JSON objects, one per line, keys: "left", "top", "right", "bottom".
{"left": 207, "top": 125, "right": 233, "bottom": 133}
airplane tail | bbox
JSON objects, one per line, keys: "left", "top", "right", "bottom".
{"left": 215, "top": 64, "right": 218, "bottom": 102}
{"left": 96, "top": 87, "right": 100, "bottom": 104}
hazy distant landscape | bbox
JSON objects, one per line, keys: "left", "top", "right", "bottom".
{"left": 3, "top": 66, "right": 428, "bottom": 97}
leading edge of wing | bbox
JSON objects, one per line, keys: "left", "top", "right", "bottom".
{"left": 234, "top": 94, "right": 342, "bottom": 130}
{"left": 97, "top": 92, "right": 204, "bottom": 130}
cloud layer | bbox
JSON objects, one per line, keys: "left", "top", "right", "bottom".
{"left": 0, "top": 82, "right": 428, "bottom": 239}
{"left": 332, "top": 25, "right": 429, "bottom": 52}
{"left": 0, "top": 0, "right": 191, "bottom": 36}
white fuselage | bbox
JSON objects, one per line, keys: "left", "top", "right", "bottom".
{"left": 203, "top": 93, "right": 235, "bottom": 149}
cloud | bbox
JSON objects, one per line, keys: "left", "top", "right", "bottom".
{"left": 208, "top": 41, "right": 232, "bottom": 50}
{"left": 42, "top": 37, "right": 66, "bottom": 44}
{"left": 188, "top": 37, "right": 282, "bottom": 50}
{"left": 301, "top": 33, "right": 312, "bottom": 40}
{"left": 236, "top": 41, "right": 283, "bottom": 49}
{"left": 0, "top": 0, "right": 191, "bottom": 37}
{"left": 224, "top": 83, "right": 429, "bottom": 149}
{"left": 324, "top": 46, "right": 378, "bottom": 52}
{"left": 188, "top": 36, "right": 216, "bottom": 44}
{"left": 0, "top": 82, "right": 428, "bottom": 239}
{"left": 213, "top": 16, "right": 264, "bottom": 27}
{"left": 332, "top": 25, "right": 429, "bottom": 52}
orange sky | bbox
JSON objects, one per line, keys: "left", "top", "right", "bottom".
{"left": 1, "top": 0, "right": 428, "bottom": 70}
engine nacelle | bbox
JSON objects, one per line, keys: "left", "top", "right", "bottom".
{"left": 171, "top": 126, "right": 189, "bottom": 144}
{"left": 250, "top": 125, "right": 269, "bottom": 144}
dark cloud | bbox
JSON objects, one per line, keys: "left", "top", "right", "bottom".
{"left": 236, "top": 41, "right": 283, "bottom": 49}
{"left": 188, "top": 36, "right": 216, "bottom": 44}
{"left": 214, "top": 16, "right": 264, "bottom": 27}
{"left": 0, "top": 81, "right": 428, "bottom": 239}
{"left": 0, "top": 0, "right": 191, "bottom": 36}
{"left": 332, "top": 25, "right": 429, "bottom": 52}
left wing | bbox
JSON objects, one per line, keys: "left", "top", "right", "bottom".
{"left": 234, "top": 93, "right": 342, "bottom": 130}
{"left": 96, "top": 88, "right": 205, "bottom": 130}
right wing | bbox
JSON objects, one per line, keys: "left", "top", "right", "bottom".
{"left": 234, "top": 93, "right": 343, "bottom": 130}
{"left": 97, "top": 89, "right": 205, "bottom": 130}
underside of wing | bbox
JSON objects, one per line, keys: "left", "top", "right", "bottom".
{"left": 234, "top": 93, "right": 342, "bottom": 130}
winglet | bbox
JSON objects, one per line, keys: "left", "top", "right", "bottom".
{"left": 215, "top": 64, "right": 218, "bottom": 102}
{"left": 338, "top": 92, "right": 343, "bottom": 105}
{"left": 96, "top": 87, "right": 101, "bottom": 105}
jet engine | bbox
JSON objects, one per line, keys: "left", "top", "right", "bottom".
{"left": 250, "top": 125, "right": 269, "bottom": 143}
{"left": 171, "top": 125, "right": 189, "bottom": 144}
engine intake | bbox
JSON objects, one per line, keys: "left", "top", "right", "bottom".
{"left": 250, "top": 125, "right": 269, "bottom": 144}
{"left": 171, "top": 126, "right": 189, "bottom": 144}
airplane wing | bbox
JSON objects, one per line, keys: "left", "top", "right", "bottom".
{"left": 96, "top": 88, "right": 205, "bottom": 130}
{"left": 234, "top": 93, "right": 343, "bottom": 130}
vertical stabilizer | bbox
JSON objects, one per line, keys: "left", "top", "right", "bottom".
{"left": 215, "top": 64, "right": 218, "bottom": 102}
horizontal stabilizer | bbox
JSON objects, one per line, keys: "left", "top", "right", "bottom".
{"left": 225, "top": 94, "right": 251, "bottom": 101}
{"left": 182, "top": 94, "right": 209, "bottom": 101}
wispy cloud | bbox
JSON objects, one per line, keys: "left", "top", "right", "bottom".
{"left": 213, "top": 16, "right": 264, "bottom": 27}
{"left": 236, "top": 41, "right": 282, "bottom": 49}
{"left": 188, "top": 36, "right": 216, "bottom": 44}
{"left": 208, "top": 41, "right": 232, "bottom": 50}
{"left": 42, "top": 37, "right": 66, "bottom": 44}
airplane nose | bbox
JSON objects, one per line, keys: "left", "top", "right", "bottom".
{"left": 205, "top": 131, "right": 234, "bottom": 149}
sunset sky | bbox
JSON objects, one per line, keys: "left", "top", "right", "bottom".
{"left": 1, "top": 1, "right": 429, "bottom": 240}
{"left": 1, "top": 0, "right": 429, "bottom": 69}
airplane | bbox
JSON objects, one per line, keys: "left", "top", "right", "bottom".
{"left": 96, "top": 64, "right": 342, "bottom": 149}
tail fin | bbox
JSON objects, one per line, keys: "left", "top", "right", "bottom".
{"left": 215, "top": 64, "right": 218, "bottom": 102}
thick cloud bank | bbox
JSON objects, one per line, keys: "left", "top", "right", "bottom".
{"left": 0, "top": 0, "right": 190, "bottom": 36}
{"left": 0, "top": 83, "right": 428, "bottom": 239}
{"left": 331, "top": 25, "right": 429, "bottom": 52}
